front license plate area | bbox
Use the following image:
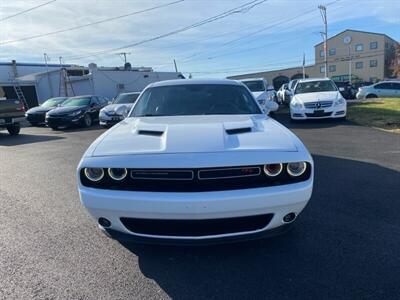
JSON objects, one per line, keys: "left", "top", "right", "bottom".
{"left": 313, "top": 109, "right": 325, "bottom": 116}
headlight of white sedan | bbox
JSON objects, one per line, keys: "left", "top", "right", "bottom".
{"left": 334, "top": 97, "right": 346, "bottom": 106}
{"left": 290, "top": 99, "right": 303, "bottom": 109}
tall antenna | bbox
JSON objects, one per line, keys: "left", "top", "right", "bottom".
{"left": 117, "top": 52, "right": 131, "bottom": 64}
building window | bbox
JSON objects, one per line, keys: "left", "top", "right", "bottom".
{"left": 329, "top": 48, "right": 336, "bottom": 56}
{"left": 370, "top": 60, "right": 378, "bottom": 67}
{"left": 319, "top": 50, "right": 325, "bottom": 57}
{"left": 355, "top": 61, "right": 363, "bottom": 69}
{"left": 320, "top": 66, "right": 325, "bottom": 73}
{"left": 329, "top": 65, "right": 336, "bottom": 72}
{"left": 355, "top": 44, "right": 363, "bottom": 52}
{"left": 370, "top": 41, "right": 378, "bottom": 50}
{"left": 385, "top": 42, "right": 389, "bottom": 49}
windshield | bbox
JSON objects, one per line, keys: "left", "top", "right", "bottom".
{"left": 41, "top": 97, "right": 67, "bottom": 108}
{"left": 295, "top": 80, "right": 337, "bottom": 94}
{"left": 113, "top": 93, "right": 140, "bottom": 104}
{"left": 289, "top": 80, "right": 298, "bottom": 90}
{"left": 61, "top": 97, "right": 91, "bottom": 107}
{"left": 242, "top": 80, "right": 265, "bottom": 92}
{"left": 130, "top": 84, "right": 262, "bottom": 117}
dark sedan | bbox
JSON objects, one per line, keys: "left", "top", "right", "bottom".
{"left": 45, "top": 95, "right": 108, "bottom": 130}
{"left": 25, "top": 97, "right": 68, "bottom": 125}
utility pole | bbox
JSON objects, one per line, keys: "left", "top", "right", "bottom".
{"left": 117, "top": 52, "right": 131, "bottom": 64}
{"left": 44, "top": 53, "right": 54, "bottom": 97}
{"left": 318, "top": 4, "right": 328, "bottom": 77}
{"left": 348, "top": 46, "right": 352, "bottom": 84}
{"left": 173, "top": 59, "right": 178, "bottom": 72}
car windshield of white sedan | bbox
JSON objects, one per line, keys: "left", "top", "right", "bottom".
{"left": 113, "top": 93, "right": 139, "bottom": 104}
{"left": 295, "top": 81, "right": 337, "bottom": 94}
{"left": 61, "top": 97, "right": 91, "bottom": 107}
{"left": 242, "top": 81, "right": 265, "bottom": 92}
{"left": 131, "top": 84, "right": 262, "bottom": 117}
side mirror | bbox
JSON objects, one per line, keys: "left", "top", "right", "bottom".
{"left": 265, "top": 101, "right": 279, "bottom": 114}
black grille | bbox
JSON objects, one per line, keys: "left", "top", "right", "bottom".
{"left": 80, "top": 163, "right": 312, "bottom": 192}
{"left": 120, "top": 214, "right": 274, "bottom": 236}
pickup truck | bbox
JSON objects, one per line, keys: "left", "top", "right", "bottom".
{"left": 0, "top": 99, "right": 25, "bottom": 135}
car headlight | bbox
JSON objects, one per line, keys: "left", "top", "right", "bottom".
{"left": 287, "top": 162, "right": 307, "bottom": 177}
{"left": 84, "top": 168, "right": 104, "bottom": 182}
{"left": 108, "top": 168, "right": 128, "bottom": 180}
{"left": 263, "top": 163, "right": 283, "bottom": 177}
{"left": 334, "top": 97, "right": 345, "bottom": 106}
{"left": 290, "top": 99, "right": 303, "bottom": 109}
{"left": 69, "top": 110, "right": 82, "bottom": 117}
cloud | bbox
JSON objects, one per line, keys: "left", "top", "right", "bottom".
{"left": 0, "top": 0, "right": 398, "bottom": 77}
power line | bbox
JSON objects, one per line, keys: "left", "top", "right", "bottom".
{"left": 176, "top": 2, "right": 344, "bottom": 65}
{"left": 0, "top": 0, "right": 184, "bottom": 45}
{"left": 64, "top": 0, "right": 268, "bottom": 61}
{"left": 180, "top": 50, "right": 387, "bottom": 75}
{"left": 0, "top": 0, "right": 57, "bottom": 22}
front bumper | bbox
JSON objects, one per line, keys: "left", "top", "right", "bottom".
{"left": 26, "top": 113, "right": 45, "bottom": 124}
{"left": 290, "top": 104, "right": 346, "bottom": 120}
{"left": 46, "top": 115, "right": 84, "bottom": 127}
{"left": 99, "top": 114, "right": 124, "bottom": 126}
{"left": 79, "top": 178, "right": 313, "bottom": 243}
{"left": 356, "top": 92, "right": 366, "bottom": 100}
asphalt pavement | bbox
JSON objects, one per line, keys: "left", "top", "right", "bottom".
{"left": 1, "top": 112, "right": 399, "bottom": 299}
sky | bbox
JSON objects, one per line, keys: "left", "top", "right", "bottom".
{"left": 0, "top": 0, "right": 399, "bottom": 78}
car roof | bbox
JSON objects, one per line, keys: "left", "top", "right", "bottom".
{"left": 120, "top": 92, "right": 141, "bottom": 95}
{"left": 68, "top": 95, "right": 95, "bottom": 98}
{"left": 296, "top": 78, "right": 332, "bottom": 83}
{"left": 376, "top": 80, "right": 400, "bottom": 83}
{"left": 148, "top": 79, "right": 243, "bottom": 88}
{"left": 238, "top": 78, "right": 265, "bottom": 82}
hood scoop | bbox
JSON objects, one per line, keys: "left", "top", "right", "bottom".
{"left": 225, "top": 127, "right": 252, "bottom": 135}
{"left": 137, "top": 130, "right": 164, "bottom": 136}
{"left": 223, "top": 119, "right": 255, "bottom": 135}
{"left": 134, "top": 119, "right": 167, "bottom": 137}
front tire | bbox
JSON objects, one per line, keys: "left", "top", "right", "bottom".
{"left": 366, "top": 94, "right": 378, "bottom": 99}
{"left": 82, "top": 114, "right": 92, "bottom": 128}
{"left": 6, "top": 124, "right": 20, "bottom": 135}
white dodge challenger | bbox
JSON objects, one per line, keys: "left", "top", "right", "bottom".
{"left": 77, "top": 79, "right": 313, "bottom": 244}
{"left": 290, "top": 78, "right": 347, "bottom": 120}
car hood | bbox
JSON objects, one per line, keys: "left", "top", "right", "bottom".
{"left": 91, "top": 115, "right": 298, "bottom": 157}
{"left": 47, "top": 106, "right": 86, "bottom": 116}
{"left": 26, "top": 106, "right": 53, "bottom": 114}
{"left": 294, "top": 91, "right": 340, "bottom": 103}
{"left": 102, "top": 103, "right": 134, "bottom": 114}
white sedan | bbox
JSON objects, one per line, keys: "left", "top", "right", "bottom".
{"left": 290, "top": 78, "right": 346, "bottom": 120}
{"left": 239, "top": 78, "right": 276, "bottom": 110}
{"left": 77, "top": 79, "right": 313, "bottom": 244}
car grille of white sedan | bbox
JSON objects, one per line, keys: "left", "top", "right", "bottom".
{"left": 80, "top": 164, "right": 312, "bottom": 192}
{"left": 304, "top": 101, "right": 333, "bottom": 109}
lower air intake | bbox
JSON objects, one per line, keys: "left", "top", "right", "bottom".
{"left": 120, "top": 214, "right": 274, "bottom": 237}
